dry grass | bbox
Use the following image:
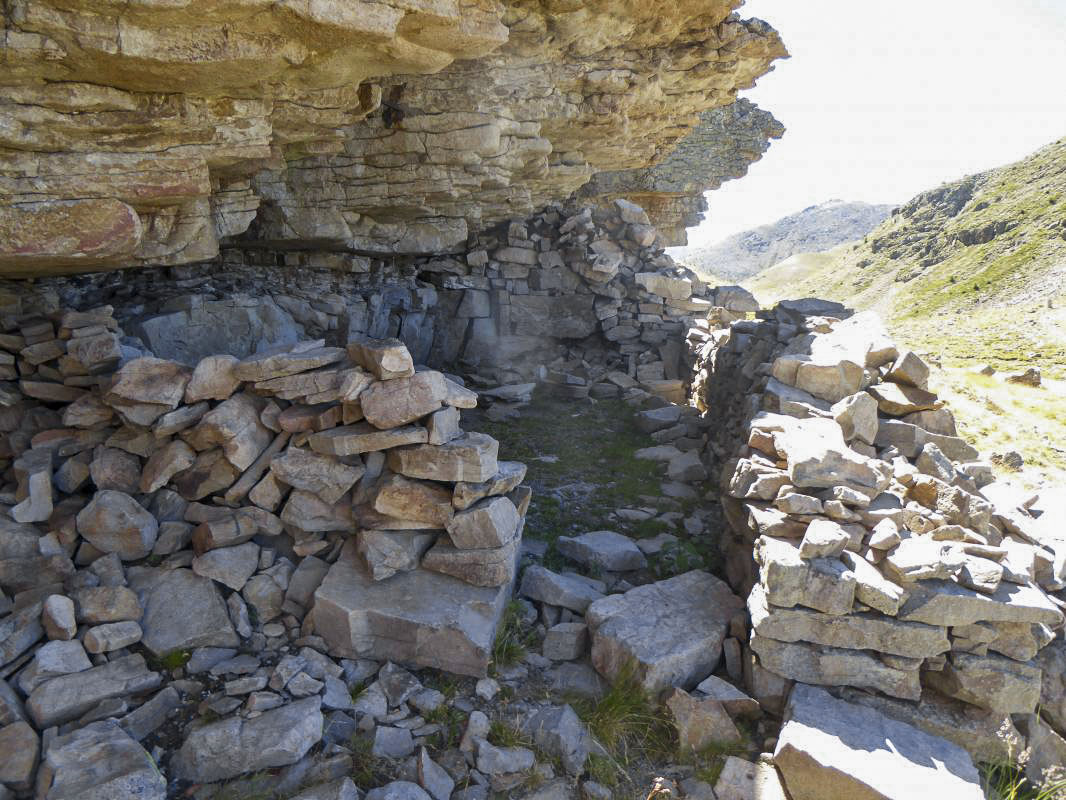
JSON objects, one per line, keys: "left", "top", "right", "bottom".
{"left": 931, "top": 368, "right": 1066, "bottom": 489}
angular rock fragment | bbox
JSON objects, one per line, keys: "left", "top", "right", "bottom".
{"left": 172, "top": 697, "right": 324, "bottom": 783}
{"left": 27, "top": 653, "right": 160, "bottom": 728}
{"left": 347, "top": 336, "right": 415, "bottom": 380}
{"left": 388, "top": 433, "right": 499, "bottom": 483}
{"left": 373, "top": 474, "right": 454, "bottom": 527}
{"left": 452, "top": 462, "right": 527, "bottom": 510}
{"left": 37, "top": 720, "right": 166, "bottom": 800}
{"left": 925, "top": 651, "right": 1042, "bottom": 714}
{"left": 356, "top": 531, "right": 437, "bottom": 581}
{"left": 186, "top": 354, "right": 242, "bottom": 402}
{"left": 557, "top": 531, "right": 647, "bottom": 571}
{"left": 751, "top": 635, "right": 921, "bottom": 700}
{"left": 446, "top": 496, "right": 520, "bottom": 549}
{"left": 76, "top": 490, "right": 158, "bottom": 561}
{"left": 139, "top": 439, "right": 196, "bottom": 493}
{"left": 665, "top": 687, "right": 741, "bottom": 750}
{"left": 271, "top": 447, "right": 364, "bottom": 504}
{"left": 233, "top": 343, "right": 345, "bottom": 382}
{"left": 361, "top": 370, "right": 448, "bottom": 429}
{"left": 519, "top": 566, "right": 604, "bottom": 613}
{"left": 309, "top": 423, "right": 428, "bottom": 456}
{"left": 134, "top": 568, "right": 239, "bottom": 656}
{"left": 748, "top": 584, "right": 948, "bottom": 658}
{"left": 192, "top": 542, "right": 261, "bottom": 591}
{"left": 421, "top": 538, "right": 519, "bottom": 587}
{"left": 755, "top": 536, "right": 856, "bottom": 616}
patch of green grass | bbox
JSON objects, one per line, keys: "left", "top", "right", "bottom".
{"left": 491, "top": 599, "right": 535, "bottom": 673}
{"left": 474, "top": 397, "right": 668, "bottom": 552}
{"left": 683, "top": 735, "right": 751, "bottom": 788}
{"left": 489, "top": 718, "right": 532, "bottom": 749}
{"left": 348, "top": 733, "right": 391, "bottom": 788}
{"left": 571, "top": 661, "right": 677, "bottom": 768}
{"left": 151, "top": 649, "right": 191, "bottom": 671}
{"left": 585, "top": 753, "right": 624, "bottom": 788}
{"left": 649, "top": 538, "right": 719, "bottom": 580}
{"left": 424, "top": 703, "right": 467, "bottom": 751}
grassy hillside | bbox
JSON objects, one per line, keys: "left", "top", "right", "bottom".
{"left": 747, "top": 137, "right": 1066, "bottom": 376}
{"left": 745, "top": 137, "right": 1066, "bottom": 487}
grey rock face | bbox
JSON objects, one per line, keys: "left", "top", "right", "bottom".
{"left": 172, "top": 697, "right": 324, "bottom": 783}
{"left": 37, "top": 720, "right": 166, "bottom": 800}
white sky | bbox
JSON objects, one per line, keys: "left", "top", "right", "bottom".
{"left": 676, "top": 0, "right": 1066, "bottom": 250}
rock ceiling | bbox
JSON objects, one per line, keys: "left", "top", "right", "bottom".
{"left": 0, "top": 0, "right": 786, "bottom": 275}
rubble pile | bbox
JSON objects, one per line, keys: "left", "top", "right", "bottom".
{"left": 0, "top": 312, "right": 534, "bottom": 795}
{"left": 692, "top": 298, "right": 1066, "bottom": 774}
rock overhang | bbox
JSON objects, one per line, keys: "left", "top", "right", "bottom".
{"left": 0, "top": 0, "right": 787, "bottom": 275}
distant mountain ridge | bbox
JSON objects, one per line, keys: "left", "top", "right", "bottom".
{"left": 745, "top": 137, "right": 1066, "bottom": 376}
{"left": 675, "top": 199, "right": 894, "bottom": 280}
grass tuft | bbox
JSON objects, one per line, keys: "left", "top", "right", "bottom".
{"left": 492, "top": 599, "right": 534, "bottom": 672}
{"left": 982, "top": 761, "right": 1066, "bottom": 800}
{"left": 571, "top": 661, "right": 677, "bottom": 768}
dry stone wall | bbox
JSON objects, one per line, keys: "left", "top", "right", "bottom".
{"left": 0, "top": 289, "right": 554, "bottom": 790}
{"left": 2, "top": 200, "right": 758, "bottom": 401}
{"left": 692, "top": 298, "right": 1066, "bottom": 767}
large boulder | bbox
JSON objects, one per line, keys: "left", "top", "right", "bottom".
{"left": 131, "top": 568, "right": 239, "bottom": 657}
{"left": 586, "top": 571, "right": 744, "bottom": 691}
{"left": 313, "top": 540, "right": 511, "bottom": 677}
{"left": 774, "top": 684, "right": 984, "bottom": 800}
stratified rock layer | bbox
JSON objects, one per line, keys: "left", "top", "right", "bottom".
{"left": 0, "top": 1, "right": 785, "bottom": 274}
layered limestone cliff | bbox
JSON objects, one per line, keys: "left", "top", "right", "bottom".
{"left": 0, "top": 0, "right": 785, "bottom": 276}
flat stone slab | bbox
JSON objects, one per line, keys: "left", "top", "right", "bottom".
{"left": 751, "top": 634, "right": 921, "bottom": 701}
{"left": 38, "top": 720, "right": 166, "bottom": 800}
{"left": 556, "top": 531, "right": 647, "bottom": 571}
{"left": 27, "top": 654, "right": 161, "bottom": 728}
{"left": 774, "top": 684, "right": 984, "bottom": 800}
{"left": 172, "top": 696, "right": 323, "bottom": 783}
{"left": 313, "top": 540, "right": 510, "bottom": 677}
{"left": 586, "top": 570, "right": 744, "bottom": 691}
{"left": 748, "top": 584, "right": 949, "bottom": 659}
{"left": 897, "top": 578, "right": 1063, "bottom": 627}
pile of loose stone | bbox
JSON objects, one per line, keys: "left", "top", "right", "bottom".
{"left": 0, "top": 310, "right": 560, "bottom": 798}
{"left": 693, "top": 298, "right": 1066, "bottom": 792}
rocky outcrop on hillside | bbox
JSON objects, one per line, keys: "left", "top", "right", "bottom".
{"left": 677, "top": 200, "right": 894, "bottom": 280}
{"left": 0, "top": 0, "right": 785, "bottom": 276}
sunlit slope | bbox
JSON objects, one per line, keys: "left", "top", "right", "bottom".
{"left": 746, "top": 137, "right": 1066, "bottom": 379}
